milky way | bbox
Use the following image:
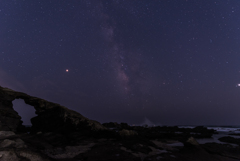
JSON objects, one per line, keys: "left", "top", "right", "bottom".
{"left": 95, "top": 1, "right": 150, "bottom": 99}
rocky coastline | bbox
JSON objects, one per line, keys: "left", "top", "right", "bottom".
{"left": 0, "top": 86, "right": 239, "bottom": 161}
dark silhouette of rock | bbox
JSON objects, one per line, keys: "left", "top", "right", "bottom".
{"left": 0, "top": 86, "right": 106, "bottom": 133}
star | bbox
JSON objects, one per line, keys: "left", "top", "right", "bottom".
{"left": 66, "top": 69, "right": 69, "bottom": 72}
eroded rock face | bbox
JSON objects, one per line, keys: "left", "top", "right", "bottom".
{"left": 0, "top": 86, "right": 106, "bottom": 133}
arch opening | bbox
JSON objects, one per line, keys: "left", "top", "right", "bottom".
{"left": 12, "top": 99, "right": 37, "bottom": 126}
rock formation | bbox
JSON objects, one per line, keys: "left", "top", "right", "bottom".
{"left": 0, "top": 86, "right": 106, "bottom": 133}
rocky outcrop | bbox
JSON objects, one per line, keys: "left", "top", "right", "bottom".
{"left": 0, "top": 86, "right": 106, "bottom": 133}
{"left": 184, "top": 137, "right": 199, "bottom": 147}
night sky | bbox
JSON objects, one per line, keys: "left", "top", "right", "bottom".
{"left": 1, "top": 0, "right": 240, "bottom": 125}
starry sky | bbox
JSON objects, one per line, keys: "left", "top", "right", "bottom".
{"left": 1, "top": 0, "right": 240, "bottom": 125}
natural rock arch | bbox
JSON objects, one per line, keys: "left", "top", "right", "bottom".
{"left": 0, "top": 86, "right": 106, "bottom": 133}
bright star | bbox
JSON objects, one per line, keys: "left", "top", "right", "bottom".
{"left": 66, "top": 69, "right": 69, "bottom": 72}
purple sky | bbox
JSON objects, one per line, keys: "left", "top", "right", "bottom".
{"left": 1, "top": 0, "right": 240, "bottom": 125}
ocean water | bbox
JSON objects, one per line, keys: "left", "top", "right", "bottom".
{"left": 178, "top": 125, "right": 240, "bottom": 134}
{"left": 179, "top": 125, "right": 240, "bottom": 146}
{"left": 206, "top": 126, "right": 240, "bottom": 133}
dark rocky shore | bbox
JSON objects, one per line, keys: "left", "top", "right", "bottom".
{"left": 0, "top": 86, "right": 239, "bottom": 161}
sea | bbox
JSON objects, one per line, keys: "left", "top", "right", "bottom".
{"left": 178, "top": 125, "right": 240, "bottom": 146}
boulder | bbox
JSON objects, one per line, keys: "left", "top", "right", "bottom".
{"left": 119, "top": 129, "right": 138, "bottom": 137}
{"left": 184, "top": 137, "right": 199, "bottom": 147}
